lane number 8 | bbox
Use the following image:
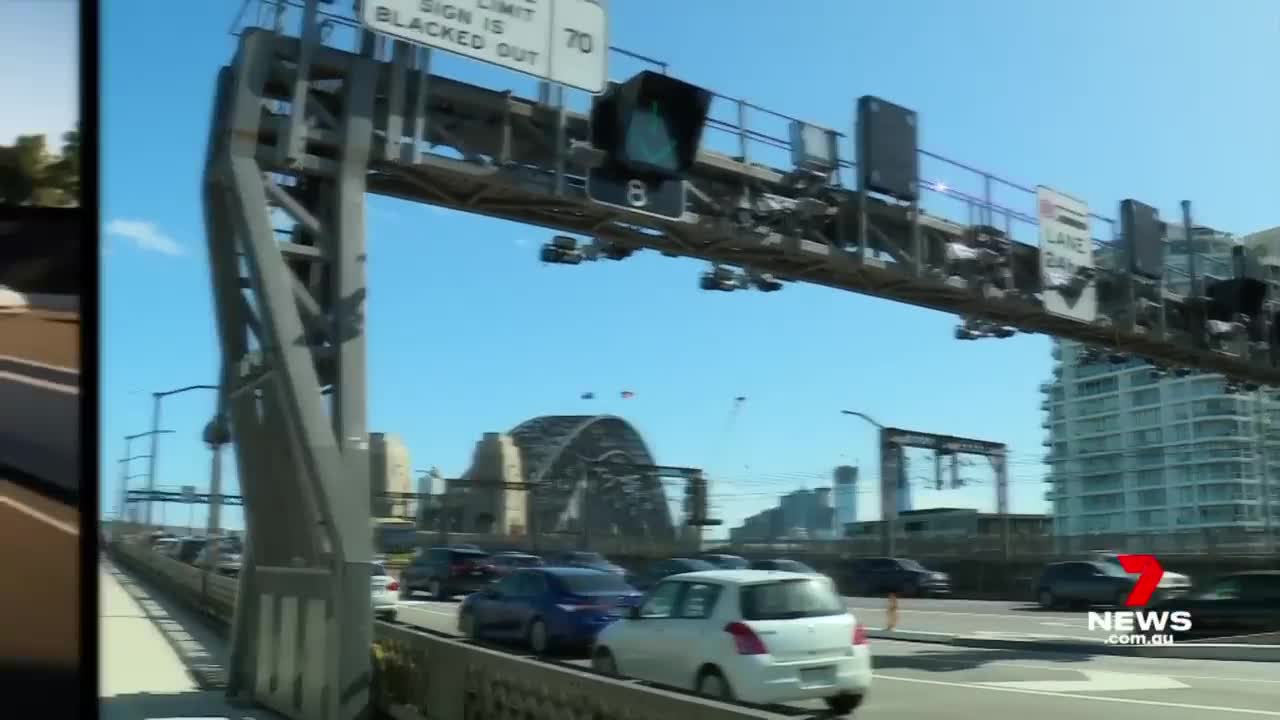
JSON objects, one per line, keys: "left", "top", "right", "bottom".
{"left": 625, "top": 179, "right": 648, "bottom": 207}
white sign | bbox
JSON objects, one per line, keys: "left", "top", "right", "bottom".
{"left": 361, "top": 0, "right": 608, "bottom": 94}
{"left": 1036, "top": 186, "right": 1097, "bottom": 323}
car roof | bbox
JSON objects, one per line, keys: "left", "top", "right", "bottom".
{"left": 664, "top": 569, "right": 818, "bottom": 585}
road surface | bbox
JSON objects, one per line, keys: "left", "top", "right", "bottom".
{"left": 0, "top": 354, "right": 79, "bottom": 494}
{"left": 843, "top": 596, "right": 1101, "bottom": 642}
{"left": 394, "top": 597, "right": 1280, "bottom": 718}
{"left": 0, "top": 477, "right": 79, "bottom": 667}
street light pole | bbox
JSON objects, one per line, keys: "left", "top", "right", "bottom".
{"left": 144, "top": 384, "right": 218, "bottom": 526}
{"left": 840, "top": 410, "right": 896, "bottom": 554}
{"left": 121, "top": 430, "right": 173, "bottom": 525}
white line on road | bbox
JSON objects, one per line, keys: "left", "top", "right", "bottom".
{"left": 0, "top": 370, "right": 77, "bottom": 395}
{"left": 878, "top": 648, "right": 1280, "bottom": 686}
{"left": 977, "top": 669, "right": 1188, "bottom": 693}
{"left": 0, "top": 495, "right": 78, "bottom": 536}
{"left": 0, "top": 354, "right": 78, "bottom": 375}
{"left": 873, "top": 673, "right": 1280, "bottom": 716}
{"left": 846, "top": 602, "right": 1075, "bottom": 622}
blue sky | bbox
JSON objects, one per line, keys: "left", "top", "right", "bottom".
{"left": 0, "top": 1, "right": 78, "bottom": 145}
{"left": 101, "top": 0, "right": 1280, "bottom": 535}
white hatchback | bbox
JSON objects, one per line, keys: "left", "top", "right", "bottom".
{"left": 371, "top": 562, "right": 399, "bottom": 620}
{"left": 591, "top": 570, "right": 870, "bottom": 714}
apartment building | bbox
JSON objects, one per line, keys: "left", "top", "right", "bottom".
{"left": 1043, "top": 224, "right": 1280, "bottom": 537}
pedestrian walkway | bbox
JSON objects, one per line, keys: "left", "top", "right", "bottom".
{"left": 99, "top": 558, "right": 279, "bottom": 720}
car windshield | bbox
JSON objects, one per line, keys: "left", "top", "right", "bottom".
{"left": 774, "top": 560, "right": 816, "bottom": 573}
{"left": 898, "top": 559, "right": 926, "bottom": 571}
{"left": 740, "top": 578, "right": 848, "bottom": 620}
{"left": 707, "top": 555, "right": 749, "bottom": 569}
{"left": 557, "top": 572, "right": 632, "bottom": 594}
{"left": 677, "top": 559, "right": 716, "bottom": 572}
{"left": 1095, "top": 561, "right": 1131, "bottom": 578}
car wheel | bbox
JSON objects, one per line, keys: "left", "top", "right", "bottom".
{"left": 695, "top": 668, "right": 733, "bottom": 700}
{"left": 1038, "top": 588, "right": 1056, "bottom": 609}
{"left": 459, "top": 610, "right": 479, "bottom": 640}
{"left": 591, "top": 648, "right": 618, "bottom": 676}
{"left": 527, "top": 618, "right": 550, "bottom": 655}
{"left": 825, "top": 692, "right": 863, "bottom": 715}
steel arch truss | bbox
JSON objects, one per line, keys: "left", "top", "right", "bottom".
{"left": 506, "top": 415, "right": 674, "bottom": 540}
{"left": 203, "top": 28, "right": 375, "bottom": 720}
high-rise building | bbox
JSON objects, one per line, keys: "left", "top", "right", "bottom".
{"left": 1043, "top": 224, "right": 1280, "bottom": 538}
{"left": 730, "top": 487, "right": 836, "bottom": 541}
{"left": 833, "top": 465, "right": 858, "bottom": 525}
{"left": 369, "top": 432, "right": 412, "bottom": 518}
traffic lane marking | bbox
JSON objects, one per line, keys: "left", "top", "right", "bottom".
{"left": 0, "top": 478, "right": 78, "bottom": 532}
{"left": 872, "top": 673, "right": 1280, "bottom": 717}
{"left": 0, "top": 493, "right": 79, "bottom": 666}
{"left": 870, "top": 642, "right": 1280, "bottom": 686}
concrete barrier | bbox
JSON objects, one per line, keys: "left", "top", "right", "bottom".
{"left": 25, "top": 294, "right": 78, "bottom": 313}
{"left": 105, "top": 541, "right": 793, "bottom": 720}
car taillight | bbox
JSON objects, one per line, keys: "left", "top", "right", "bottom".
{"left": 853, "top": 623, "right": 868, "bottom": 646}
{"left": 724, "top": 621, "right": 768, "bottom": 655}
{"left": 386, "top": 581, "right": 399, "bottom": 592}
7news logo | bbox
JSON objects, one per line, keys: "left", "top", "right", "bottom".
{"left": 1086, "top": 554, "right": 1191, "bottom": 645}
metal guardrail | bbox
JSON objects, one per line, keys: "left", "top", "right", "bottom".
{"left": 106, "top": 539, "right": 797, "bottom": 720}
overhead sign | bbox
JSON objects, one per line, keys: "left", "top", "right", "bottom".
{"left": 1037, "top": 186, "right": 1097, "bottom": 323}
{"left": 586, "top": 169, "right": 687, "bottom": 221}
{"left": 362, "top": 0, "right": 608, "bottom": 94}
{"left": 181, "top": 485, "right": 197, "bottom": 503}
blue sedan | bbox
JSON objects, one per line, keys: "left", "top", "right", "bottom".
{"left": 458, "top": 567, "right": 642, "bottom": 655}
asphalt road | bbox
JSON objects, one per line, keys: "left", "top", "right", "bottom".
{"left": 392, "top": 597, "right": 1280, "bottom": 718}
{"left": 0, "top": 477, "right": 79, "bottom": 668}
{"left": 842, "top": 596, "right": 1101, "bottom": 642}
{"left": 0, "top": 354, "right": 79, "bottom": 494}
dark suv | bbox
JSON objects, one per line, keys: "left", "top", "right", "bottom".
{"left": 400, "top": 546, "right": 497, "bottom": 600}
{"left": 848, "top": 557, "right": 951, "bottom": 597}
{"left": 1035, "top": 560, "right": 1137, "bottom": 609}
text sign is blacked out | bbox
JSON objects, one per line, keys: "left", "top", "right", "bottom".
{"left": 587, "top": 169, "right": 686, "bottom": 220}
{"left": 362, "top": 0, "right": 608, "bottom": 94}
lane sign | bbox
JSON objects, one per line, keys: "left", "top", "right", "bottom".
{"left": 362, "top": 0, "right": 608, "bottom": 94}
{"left": 1037, "top": 186, "right": 1097, "bottom": 323}
{"left": 586, "top": 169, "right": 687, "bottom": 221}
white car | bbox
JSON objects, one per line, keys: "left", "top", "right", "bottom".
{"left": 0, "top": 285, "right": 28, "bottom": 315}
{"left": 591, "top": 570, "right": 870, "bottom": 714}
{"left": 372, "top": 562, "right": 398, "bottom": 620}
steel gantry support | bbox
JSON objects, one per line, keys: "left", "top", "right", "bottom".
{"left": 202, "top": 21, "right": 375, "bottom": 720}
{"left": 877, "top": 428, "right": 1009, "bottom": 558}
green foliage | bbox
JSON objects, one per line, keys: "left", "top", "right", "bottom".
{"left": 0, "top": 124, "right": 80, "bottom": 207}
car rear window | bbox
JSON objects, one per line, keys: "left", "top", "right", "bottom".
{"left": 371, "top": 563, "right": 387, "bottom": 576}
{"left": 740, "top": 578, "right": 848, "bottom": 620}
{"left": 557, "top": 572, "right": 632, "bottom": 594}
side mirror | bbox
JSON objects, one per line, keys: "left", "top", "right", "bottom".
{"left": 628, "top": 605, "right": 643, "bottom": 620}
